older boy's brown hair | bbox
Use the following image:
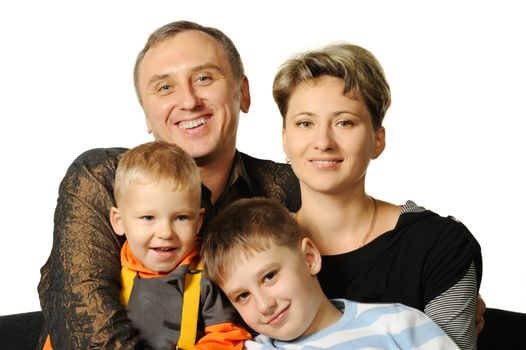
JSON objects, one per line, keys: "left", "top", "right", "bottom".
{"left": 201, "top": 197, "right": 301, "bottom": 286}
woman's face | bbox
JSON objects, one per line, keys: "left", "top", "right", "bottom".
{"left": 282, "top": 76, "right": 385, "bottom": 196}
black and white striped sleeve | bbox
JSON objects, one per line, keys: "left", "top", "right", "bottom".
{"left": 424, "top": 261, "right": 478, "bottom": 350}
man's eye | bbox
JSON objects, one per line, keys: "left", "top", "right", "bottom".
{"left": 195, "top": 75, "right": 212, "bottom": 85}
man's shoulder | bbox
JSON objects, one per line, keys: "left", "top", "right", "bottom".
{"left": 238, "top": 152, "right": 290, "bottom": 170}
{"left": 62, "top": 147, "right": 128, "bottom": 185}
{"left": 72, "top": 147, "right": 128, "bottom": 166}
{"left": 238, "top": 151, "right": 297, "bottom": 185}
{"left": 238, "top": 151, "right": 300, "bottom": 212}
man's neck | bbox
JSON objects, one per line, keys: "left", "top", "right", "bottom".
{"left": 197, "top": 150, "right": 236, "bottom": 204}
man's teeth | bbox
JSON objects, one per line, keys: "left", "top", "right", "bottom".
{"left": 179, "top": 117, "right": 208, "bottom": 129}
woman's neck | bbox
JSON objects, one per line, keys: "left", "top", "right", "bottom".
{"left": 296, "top": 187, "right": 375, "bottom": 255}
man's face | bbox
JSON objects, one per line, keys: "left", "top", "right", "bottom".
{"left": 137, "top": 30, "right": 250, "bottom": 165}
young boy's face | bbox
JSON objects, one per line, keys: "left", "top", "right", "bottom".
{"left": 220, "top": 239, "right": 325, "bottom": 341}
{"left": 111, "top": 180, "right": 203, "bottom": 273}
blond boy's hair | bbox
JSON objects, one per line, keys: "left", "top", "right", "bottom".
{"left": 114, "top": 141, "right": 201, "bottom": 205}
{"left": 201, "top": 197, "right": 301, "bottom": 286}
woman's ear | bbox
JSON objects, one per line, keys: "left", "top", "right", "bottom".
{"left": 372, "top": 127, "right": 386, "bottom": 159}
{"left": 282, "top": 127, "right": 289, "bottom": 161}
{"left": 110, "top": 207, "right": 126, "bottom": 237}
{"left": 301, "top": 237, "right": 322, "bottom": 275}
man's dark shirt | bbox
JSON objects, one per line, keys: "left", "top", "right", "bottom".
{"left": 37, "top": 148, "right": 300, "bottom": 349}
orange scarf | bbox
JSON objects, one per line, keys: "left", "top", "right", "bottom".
{"left": 120, "top": 240, "right": 198, "bottom": 278}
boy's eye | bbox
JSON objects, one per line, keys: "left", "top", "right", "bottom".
{"left": 175, "top": 215, "right": 189, "bottom": 221}
{"left": 236, "top": 292, "right": 250, "bottom": 302}
{"left": 263, "top": 271, "right": 276, "bottom": 283}
{"left": 141, "top": 215, "right": 154, "bottom": 222}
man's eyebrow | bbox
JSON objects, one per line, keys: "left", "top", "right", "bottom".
{"left": 147, "top": 74, "right": 171, "bottom": 88}
{"left": 147, "top": 64, "right": 224, "bottom": 88}
{"left": 191, "top": 63, "right": 223, "bottom": 73}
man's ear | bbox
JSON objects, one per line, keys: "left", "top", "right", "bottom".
{"left": 301, "top": 237, "right": 322, "bottom": 275}
{"left": 240, "top": 76, "right": 251, "bottom": 113}
{"left": 110, "top": 207, "right": 126, "bottom": 236}
{"left": 372, "top": 126, "right": 386, "bottom": 159}
{"left": 145, "top": 116, "right": 153, "bottom": 134}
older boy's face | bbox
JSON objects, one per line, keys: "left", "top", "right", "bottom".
{"left": 220, "top": 241, "right": 324, "bottom": 341}
{"left": 137, "top": 30, "right": 250, "bottom": 165}
{"left": 112, "top": 181, "right": 203, "bottom": 273}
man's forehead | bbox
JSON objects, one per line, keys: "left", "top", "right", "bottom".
{"left": 141, "top": 30, "right": 230, "bottom": 74}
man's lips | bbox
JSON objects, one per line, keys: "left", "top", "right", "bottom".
{"left": 177, "top": 116, "right": 210, "bottom": 130}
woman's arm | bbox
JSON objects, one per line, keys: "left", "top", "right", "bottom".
{"left": 424, "top": 262, "right": 478, "bottom": 350}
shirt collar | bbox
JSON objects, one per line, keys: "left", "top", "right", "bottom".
{"left": 228, "top": 150, "right": 255, "bottom": 194}
{"left": 200, "top": 150, "right": 256, "bottom": 202}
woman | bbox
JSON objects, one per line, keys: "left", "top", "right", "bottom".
{"left": 272, "top": 43, "right": 482, "bottom": 350}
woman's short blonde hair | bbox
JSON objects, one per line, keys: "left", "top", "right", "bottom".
{"left": 272, "top": 42, "right": 391, "bottom": 130}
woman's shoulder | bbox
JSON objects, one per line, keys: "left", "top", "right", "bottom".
{"left": 396, "top": 200, "right": 481, "bottom": 259}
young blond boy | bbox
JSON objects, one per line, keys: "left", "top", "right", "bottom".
{"left": 109, "top": 141, "right": 250, "bottom": 350}
{"left": 201, "top": 197, "right": 459, "bottom": 350}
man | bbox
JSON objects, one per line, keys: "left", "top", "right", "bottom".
{"left": 37, "top": 20, "right": 300, "bottom": 349}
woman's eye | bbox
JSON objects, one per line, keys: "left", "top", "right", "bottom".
{"left": 336, "top": 119, "right": 354, "bottom": 127}
{"left": 296, "top": 121, "right": 312, "bottom": 128}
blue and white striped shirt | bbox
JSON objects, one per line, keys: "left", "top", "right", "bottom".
{"left": 245, "top": 299, "right": 459, "bottom": 349}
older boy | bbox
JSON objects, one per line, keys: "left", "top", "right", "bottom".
{"left": 201, "top": 198, "right": 459, "bottom": 349}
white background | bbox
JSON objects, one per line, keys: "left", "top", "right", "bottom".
{"left": 1, "top": 1, "right": 524, "bottom": 316}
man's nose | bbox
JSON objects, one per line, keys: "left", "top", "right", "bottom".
{"left": 174, "top": 83, "right": 201, "bottom": 110}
